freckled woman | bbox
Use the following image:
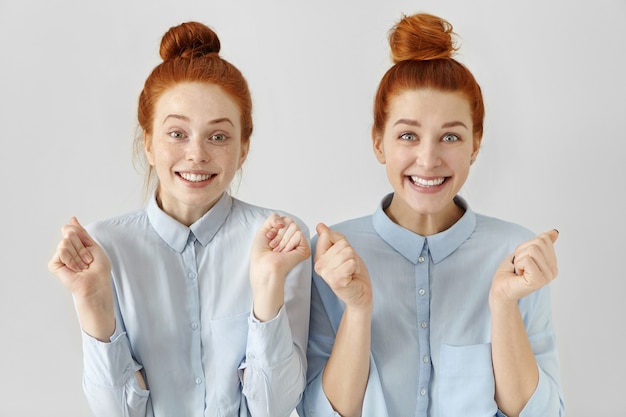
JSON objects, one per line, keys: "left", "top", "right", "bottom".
{"left": 299, "top": 13, "right": 564, "bottom": 417}
{"left": 49, "top": 21, "right": 311, "bottom": 417}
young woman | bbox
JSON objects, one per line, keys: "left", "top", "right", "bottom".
{"left": 299, "top": 13, "right": 564, "bottom": 417}
{"left": 48, "top": 22, "right": 311, "bottom": 417}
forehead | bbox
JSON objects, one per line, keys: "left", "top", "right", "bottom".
{"left": 387, "top": 88, "right": 472, "bottom": 124}
{"left": 154, "top": 82, "right": 241, "bottom": 124}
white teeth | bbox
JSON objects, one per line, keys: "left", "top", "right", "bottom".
{"left": 180, "top": 172, "right": 211, "bottom": 182}
{"left": 410, "top": 176, "right": 445, "bottom": 187}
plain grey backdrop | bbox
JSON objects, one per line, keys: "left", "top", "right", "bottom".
{"left": 1, "top": 0, "right": 624, "bottom": 416}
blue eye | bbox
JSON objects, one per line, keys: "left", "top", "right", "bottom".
{"left": 169, "top": 131, "right": 185, "bottom": 139}
{"left": 210, "top": 133, "right": 227, "bottom": 142}
{"left": 442, "top": 133, "right": 459, "bottom": 142}
{"left": 400, "top": 132, "right": 417, "bottom": 141}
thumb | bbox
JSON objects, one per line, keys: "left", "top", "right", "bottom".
{"left": 315, "top": 223, "right": 333, "bottom": 255}
{"left": 316, "top": 222, "right": 331, "bottom": 237}
{"left": 547, "top": 228, "right": 559, "bottom": 244}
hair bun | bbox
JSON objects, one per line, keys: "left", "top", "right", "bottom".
{"left": 389, "top": 13, "right": 457, "bottom": 63}
{"left": 159, "top": 21, "right": 221, "bottom": 61}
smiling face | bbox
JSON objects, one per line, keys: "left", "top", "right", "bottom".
{"left": 145, "top": 82, "right": 249, "bottom": 226}
{"left": 373, "top": 88, "right": 480, "bottom": 235}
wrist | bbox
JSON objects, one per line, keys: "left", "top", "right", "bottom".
{"left": 251, "top": 280, "right": 285, "bottom": 322}
{"left": 488, "top": 291, "right": 520, "bottom": 314}
{"left": 343, "top": 303, "right": 373, "bottom": 321}
{"left": 74, "top": 294, "right": 115, "bottom": 341}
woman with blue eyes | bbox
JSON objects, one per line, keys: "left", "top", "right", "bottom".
{"left": 48, "top": 21, "right": 311, "bottom": 417}
{"left": 298, "top": 13, "right": 564, "bottom": 417}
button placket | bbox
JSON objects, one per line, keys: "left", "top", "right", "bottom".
{"left": 183, "top": 232, "right": 204, "bottom": 389}
{"left": 415, "top": 245, "right": 432, "bottom": 414}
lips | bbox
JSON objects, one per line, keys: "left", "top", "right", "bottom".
{"left": 409, "top": 176, "right": 445, "bottom": 187}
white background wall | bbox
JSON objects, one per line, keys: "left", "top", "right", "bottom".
{"left": 1, "top": 1, "right": 624, "bottom": 416}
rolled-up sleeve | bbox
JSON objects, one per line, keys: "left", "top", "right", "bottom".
{"left": 518, "top": 286, "right": 565, "bottom": 417}
{"left": 297, "top": 274, "right": 339, "bottom": 417}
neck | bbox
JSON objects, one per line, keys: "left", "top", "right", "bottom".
{"left": 385, "top": 198, "right": 464, "bottom": 236}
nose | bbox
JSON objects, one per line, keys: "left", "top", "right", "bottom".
{"left": 416, "top": 141, "right": 441, "bottom": 169}
{"left": 186, "top": 137, "right": 210, "bottom": 163}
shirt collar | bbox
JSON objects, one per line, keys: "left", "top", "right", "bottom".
{"left": 372, "top": 193, "right": 476, "bottom": 264}
{"left": 146, "top": 192, "right": 233, "bottom": 253}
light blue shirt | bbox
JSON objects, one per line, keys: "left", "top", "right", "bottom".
{"left": 299, "top": 194, "right": 564, "bottom": 417}
{"left": 81, "top": 193, "right": 311, "bottom": 417}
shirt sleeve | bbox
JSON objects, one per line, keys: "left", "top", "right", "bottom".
{"left": 297, "top": 274, "right": 340, "bottom": 417}
{"left": 241, "top": 254, "right": 312, "bottom": 417}
{"left": 298, "top": 274, "right": 391, "bottom": 417}
{"left": 81, "top": 326, "right": 150, "bottom": 417}
{"left": 78, "top": 227, "right": 151, "bottom": 417}
{"left": 517, "top": 286, "right": 566, "bottom": 417}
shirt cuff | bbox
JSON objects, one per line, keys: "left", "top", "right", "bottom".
{"left": 245, "top": 305, "right": 292, "bottom": 369}
{"left": 81, "top": 328, "right": 141, "bottom": 387}
{"left": 518, "top": 365, "right": 562, "bottom": 417}
{"left": 305, "top": 371, "right": 341, "bottom": 416}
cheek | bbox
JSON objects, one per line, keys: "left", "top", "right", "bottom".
{"left": 149, "top": 146, "right": 182, "bottom": 173}
{"left": 447, "top": 145, "right": 474, "bottom": 167}
{"left": 384, "top": 152, "right": 412, "bottom": 185}
{"left": 387, "top": 148, "right": 414, "bottom": 171}
{"left": 450, "top": 155, "right": 472, "bottom": 179}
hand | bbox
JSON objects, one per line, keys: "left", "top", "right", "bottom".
{"left": 490, "top": 229, "right": 559, "bottom": 305}
{"left": 250, "top": 213, "right": 311, "bottom": 284}
{"left": 48, "top": 217, "right": 112, "bottom": 298}
{"left": 249, "top": 214, "right": 311, "bottom": 321}
{"left": 314, "top": 223, "right": 372, "bottom": 312}
{"left": 48, "top": 217, "right": 115, "bottom": 340}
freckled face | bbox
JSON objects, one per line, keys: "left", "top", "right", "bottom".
{"left": 373, "top": 88, "right": 480, "bottom": 233}
{"left": 145, "top": 82, "right": 248, "bottom": 226}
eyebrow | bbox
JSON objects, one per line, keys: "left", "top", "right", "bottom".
{"left": 441, "top": 121, "right": 469, "bottom": 129}
{"left": 163, "top": 114, "right": 189, "bottom": 124}
{"left": 162, "top": 114, "right": 235, "bottom": 127}
{"left": 393, "top": 118, "right": 421, "bottom": 127}
{"left": 393, "top": 118, "right": 469, "bottom": 130}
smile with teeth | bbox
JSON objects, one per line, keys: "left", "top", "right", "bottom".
{"left": 409, "top": 176, "right": 445, "bottom": 187}
{"left": 179, "top": 172, "right": 214, "bottom": 182}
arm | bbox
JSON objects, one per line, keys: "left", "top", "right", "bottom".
{"left": 489, "top": 229, "right": 563, "bottom": 417}
{"left": 249, "top": 214, "right": 310, "bottom": 321}
{"left": 49, "top": 217, "right": 148, "bottom": 416}
{"left": 299, "top": 264, "right": 390, "bottom": 417}
{"left": 243, "top": 214, "right": 312, "bottom": 417}
{"left": 311, "top": 224, "right": 373, "bottom": 417}
{"left": 48, "top": 217, "right": 115, "bottom": 341}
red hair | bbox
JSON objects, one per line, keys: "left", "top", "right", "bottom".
{"left": 372, "top": 13, "right": 484, "bottom": 143}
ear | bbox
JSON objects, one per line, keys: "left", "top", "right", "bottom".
{"left": 144, "top": 132, "right": 155, "bottom": 166}
{"left": 470, "top": 134, "right": 482, "bottom": 164}
{"left": 238, "top": 139, "right": 250, "bottom": 169}
{"left": 372, "top": 130, "right": 386, "bottom": 164}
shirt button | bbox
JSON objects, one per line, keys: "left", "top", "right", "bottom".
{"left": 420, "top": 388, "right": 426, "bottom": 396}
{"left": 188, "top": 272, "right": 197, "bottom": 280}
{"left": 418, "top": 288, "right": 426, "bottom": 296}
{"left": 420, "top": 321, "right": 428, "bottom": 328}
{"left": 190, "top": 322, "right": 199, "bottom": 330}
{"left": 423, "top": 356, "right": 430, "bottom": 363}
{"left": 418, "top": 256, "right": 425, "bottom": 263}
{"left": 195, "top": 377, "right": 203, "bottom": 385}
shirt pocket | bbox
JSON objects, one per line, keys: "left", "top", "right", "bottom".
{"left": 439, "top": 343, "right": 498, "bottom": 417}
